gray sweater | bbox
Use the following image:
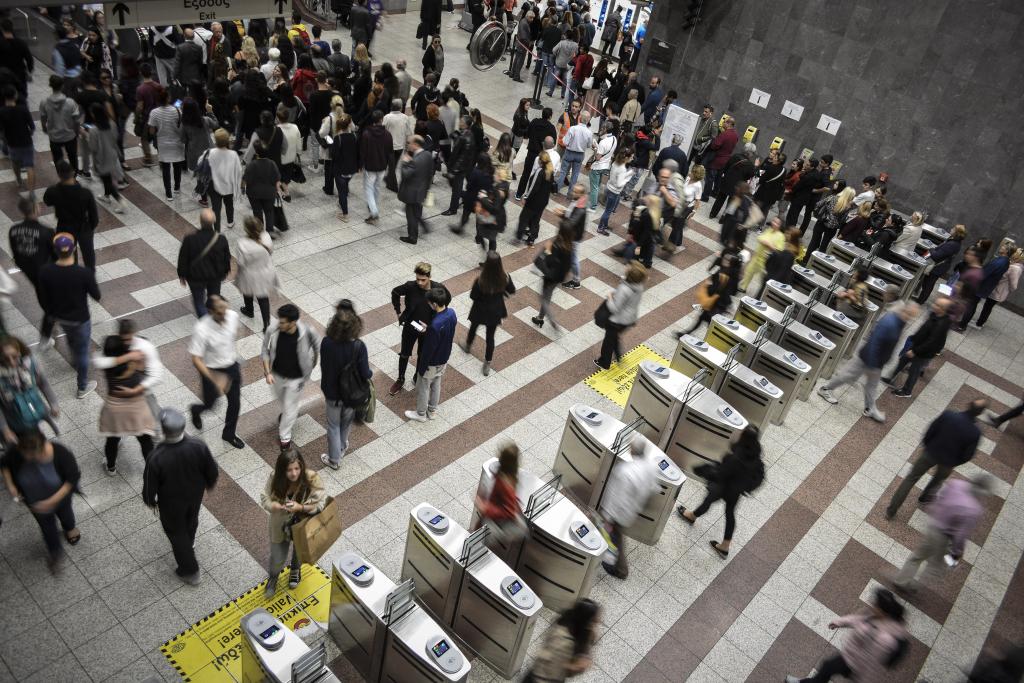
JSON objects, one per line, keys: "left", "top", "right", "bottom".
{"left": 40, "top": 93, "right": 80, "bottom": 143}
{"left": 608, "top": 281, "right": 643, "bottom": 326}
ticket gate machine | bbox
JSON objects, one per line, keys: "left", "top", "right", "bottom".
{"left": 380, "top": 581, "right": 472, "bottom": 683}
{"left": 734, "top": 298, "right": 837, "bottom": 390}
{"left": 807, "top": 252, "right": 852, "bottom": 287}
{"left": 868, "top": 258, "right": 914, "bottom": 300}
{"left": 705, "top": 315, "right": 816, "bottom": 401}
{"left": 763, "top": 279, "right": 878, "bottom": 342}
{"left": 553, "top": 406, "right": 684, "bottom": 546}
{"left": 791, "top": 265, "right": 834, "bottom": 297}
{"left": 885, "top": 248, "right": 928, "bottom": 293}
{"left": 826, "top": 238, "right": 863, "bottom": 267}
{"left": 802, "top": 301, "right": 860, "bottom": 376}
{"left": 241, "top": 608, "right": 341, "bottom": 683}
{"left": 400, "top": 506, "right": 542, "bottom": 679}
{"left": 471, "top": 467, "right": 607, "bottom": 611}
{"left": 329, "top": 553, "right": 395, "bottom": 683}
{"left": 656, "top": 369, "right": 748, "bottom": 473}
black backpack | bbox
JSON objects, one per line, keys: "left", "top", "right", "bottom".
{"left": 337, "top": 340, "right": 370, "bottom": 408}
{"left": 742, "top": 458, "right": 765, "bottom": 494}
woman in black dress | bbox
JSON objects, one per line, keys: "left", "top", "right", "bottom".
{"left": 462, "top": 251, "right": 516, "bottom": 376}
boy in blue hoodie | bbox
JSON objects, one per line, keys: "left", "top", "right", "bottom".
{"left": 406, "top": 286, "right": 456, "bottom": 422}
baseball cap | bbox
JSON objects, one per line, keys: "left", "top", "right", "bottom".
{"left": 53, "top": 232, "right": 76, "bottom": 255}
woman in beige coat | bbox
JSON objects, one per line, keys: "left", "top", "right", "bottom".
{"left": 235, "top": 215, "right": 277, "bottom": 332}
{"left": 261, "top": 448, "right": 326, "bottom": 597}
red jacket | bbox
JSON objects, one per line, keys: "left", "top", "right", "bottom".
{"left": 478, "top": 475, "right": 520, "bottom": 522}
{"left": 290, "top": 68, "right": 318, "bottom": 104}
{"left": 572, "top": 53, "right": 594, "bottom": 82}
{"left": 708, "top": 127, "right": 739, "bottom": 170}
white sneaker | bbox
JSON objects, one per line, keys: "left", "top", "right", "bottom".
{"left": 39, "top": 336, "right": 55, "bottom": 350}
{"left": 112, "top": 199, "right": 125, "bottom": 214}
{"left": 863, "top": 407, "right": 886, "bottom": 422}
{"left": 404, "top": 410, "right": 427, "bottom": 422}
{"left": 319, "top": 453, "right": 340, "bottom": 470}
{"left": 97, "top": 194, "right": 110, "bottom": 204}
{"left": 77, "top": 380, "right": 97, "bottom": 399}
{"left": 227, "top": 222, "right": 234, "bottom": 230}
{"left": 817, "top": 386, "right": 838, "bottom": 404}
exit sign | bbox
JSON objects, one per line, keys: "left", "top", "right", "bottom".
{"left": 105, "top": 0, "right": 286, "bottom": 28}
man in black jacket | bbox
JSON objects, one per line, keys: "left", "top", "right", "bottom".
{"left": 515, "top": 107, "right": 556, "bottom": 200}
{"left": 41, "top": 160, "right": 99, "bottom": 269}
{"left": 884, "top": 297, "right": 952, "bottom": 397}
{"left": 174, "top": 28, "right": 204, "bottom": 85}
{"left": 785, "top": 158, "right": 824, "bottom": 234}
{"left": 390, "top": 262, "right": 451, "bottom": 395}
{"left": 885, "top": 398, "right": 987, "bottom": 519}
{"left": 143, "top": 409, "right": 218, "bottom": 586}
{"left": 176, "top": 209, "right": 231, "bottom": 317}
{"left": 359, "top": 109, "right": 393, "bottom": 224}
{"left": 38, "top": 233, "right": 101, "bottom": 398}
{"left": 442, "top": 116, "right": 475, "bottom": 218}
{"left": 9, "top": 196, "right": 55, "bottom": 339}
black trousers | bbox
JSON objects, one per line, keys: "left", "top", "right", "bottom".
{"left": 597, "top": 322, "right": 626, "bottom": 368}
{"left": 692, "top": 489, "right": 739, "bottom": 541}
{"left": 405, "top": 202, "right": 426, "bottom": 241}
{"left": 802, "top": 224, "right": 837, "bottom": 266}
{"left": 958, "top": 296, "right": 980, "bottom": 329}
{"left": 386, "top": 149, "right": 401, "bottom": 190}
{"left": 994, "top": 399, "right": 1024, "bottom": 425}
{"left": 196, "top": 362, "right": 241, "bottom": 439}
{"left": 50, "top": 138, "right": 79, "bottom": 172}
{"left": 160, "top": 160, "right": 185, "bottom": 198}
{"left": 104, "top": 434, "right": 154, "bottom": 469}
{"left": 32, "top": 495, "right": 76, "bottom": 560}
{"left": 915, "top": 270, "right": 944, "bottom": 304}
{"left": 397, "top": 323, "right": 423, "bottom": 382}
{"left": 249, "top": 196, "right": 276, "bottom": 233}
{"left": 242, "top": 295, "right": 271, "bottom": 331}
{"left": 75, "top": 229, "right": 96, "bottom": 270}
{"left": 516, "top": 207, "right": 542, "bottom": 243}
{"left": 516, "top": 148, "right": 539, "bottom": 197}
{"left": 798, "top": 653, "right": 852, "bottom": 682}
{"left": 26, "top": 272, "right": 56, "bottom": 339}
{"left": 786, "top": 197, "right": 816, "bottom": 234}
{"left": 976, "top": 297, "right": 1000, "bottom": 327}
{"left": 890, "top": 352, "right": 930, "bottom": 394}
{"left": 160, "top": 501, "right": 202, "bottom": 577}
{"left": 466, "top": 321, "right": 497, "bottom": 361}
{"left": 448, "top": 172, "right": 466, "bottom": 212}
{"left": 209, "top": 189, "right": 234, "bottom": 231}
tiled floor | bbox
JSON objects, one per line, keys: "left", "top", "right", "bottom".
{"left": 1, "top": 10, "right": 1023, "bottom": 683}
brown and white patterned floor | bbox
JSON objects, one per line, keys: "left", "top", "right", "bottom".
{"left": 0, "top": 12, "right": 1022, "bottom": 682}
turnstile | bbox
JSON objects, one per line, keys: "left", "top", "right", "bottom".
{"left": 735, "top": 297, "right": 838, "bottom": 385}
{"left": 808, "top": 252, "right": 852, "bottom": 287}
{"left": 803, "top": 301, "right": 860, "bottom": 376}
{"left": 706, "top": 314, "right": 817, "bottom": 400}
{"left": 886, "top": 248, "right": 928, "bottom": 293}
{"left": 763, "top": 279, "right": 812, "bottom": 314}
{"left": 552, "top": 405, "right": 634, "bottom": 508}
{"left": 380, "top": 581, "right": 472, "bottom": 683}
{"left": 869, "top": 258, "right": 914, "bottom": 300}
{"left": 471, "top": 466, "right": 607, "bottom": 611}
{"left": 827, "top": 238, "right": 862, "bottom": 267}
{"left": 553, "top": 405, "right": 684, "bottom": 545}
{"left": 401, "top": 504, "right": 468, "bottom": 624}
{"left": 242, "top": 608, "right": 341, "bottom": 683}
{"left": 658, "top": 369, "right": 748, "bottom": 473}
{"left": 791, "top": 265, "right": 833, "bottom": 296}
{"left": 921, "top": 222, "right": 949, "bottom": 244}
{"left": 672, "top": 333, "right": 728, "bottom": 381}
{"left": 329, "top": 553, "right": 395, "bottom": 683}
{"left": 449, "top": 530, "right": 542, "bottom": 679}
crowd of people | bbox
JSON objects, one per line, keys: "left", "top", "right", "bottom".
{"left": 1, "top": 3, "right": 1023, "bottom": 682}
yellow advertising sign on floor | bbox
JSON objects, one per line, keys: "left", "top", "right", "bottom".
{"left": 585, "top": 344, "right": 669, "bottom": 408}
{"left": 161, "top": 565, "right": 331, "bottom": 682}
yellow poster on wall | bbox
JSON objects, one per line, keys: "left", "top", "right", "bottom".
{"left": 161, "top": 565, "right": 331, "bottom": 682}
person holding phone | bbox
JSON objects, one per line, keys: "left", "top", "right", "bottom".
{"left": 389, "top": 262, "right": 450, "bottom": 396}
{"left": 261, "top": 448, "right": 326, "bottom": 597}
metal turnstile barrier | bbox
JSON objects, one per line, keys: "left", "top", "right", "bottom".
{"left": 552, "top": 405, "right": 642, "bottom": 508}
{"left": 735, "top": 297, "right": 836, "bottom": 388}
{"left": 762, "top": 279, "right": 812, "bottom": 314}
{"left": 671, "top": 333, "right": 728, "bottom": 385}
{"left": 869, "top": 258, "right": 914, "bottom": 300}
{"left": 885, "top": 248, "right": 928, "bottom": 294}
{"left": 401, "top": 504, "right": 468, "bottom": 624}
{"left": 791, "top": 265, "right": 833, "bottom": 297}
{"left": 381, "top": 581, "right": 472, "bottom": 682}
{"left": 329, "top": 553, "right": 396, "bottom": 683}
{"left": 449, "top": 529, "right": 541, "bottom": 678}
{"left": 827, "top": 238, "right": 861, "bottom": 266}
{"left": 242, "top": 608, "right": 341, "bottom": 683}
{"left": 808, "top": 252, "right": 852, "bottom": 287}
{"left": 602, "top": 442, "right": 685, "bottom": 545}
{"left": 803, "top": 301, "right": 860, "bottom": 376}
{"left": 705, "top": 315, "right": 769, "bottom": 361}
{"left": 658, "top": 370, "right": 748, "bottom": 474}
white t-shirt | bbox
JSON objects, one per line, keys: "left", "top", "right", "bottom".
{"left": 278, "top": 123, "right": 302, "bottom": 165}
{"left": 590, "top": 134, "right": 617, "bottom": 171}
{"left": 188, "top": 310, "right": 239, "bottom": 369}
{"left": 684, "top": 179, "right": 703, "bottom": 207}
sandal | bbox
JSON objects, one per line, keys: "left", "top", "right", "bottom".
{"left": 65, "top": 530, "right": 81, "bottom": 545}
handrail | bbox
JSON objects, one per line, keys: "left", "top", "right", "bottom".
{"left": 12, "top": 9, "right": 35, "bottom": 42}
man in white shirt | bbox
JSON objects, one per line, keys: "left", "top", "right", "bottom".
{"left": 260, "top": 47, "right": 281, "bottom": 83}
{"left": 188, "top": 295, "right": 245, "bottom": 449}
{"left": 599, "top": 436, "right": 659, "bottom": 578}
{"left": 92, "top": 318, "right": 164, "bottom": 430}
{"left": 588, "top": 121, "right": 617, "bottom": 210}
{"left": 853, "top": 175, "right": 877, "bottom": 206}
{"left": 542, "top": 137, "right": 560, "bottom": 187}
{"left": 383, "top": 99, "right": 412, "bottom": 192}
{"left": 554, "top": 111, "right": 593, "bottom": 198}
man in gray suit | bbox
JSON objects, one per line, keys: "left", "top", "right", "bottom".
{"left": 174, "top": 28, "right": 205, "bottom": 85}
{"left": 399, "top": 135, "right": 433, "bottom": 245}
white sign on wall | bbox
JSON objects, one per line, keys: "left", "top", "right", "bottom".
{"left": 749, "top": 88, "right": 770, "bottom": 108}
{"left": 659, "top": 104, "right": 702, "bottom": 155}
{"left": 817, "top": 114, "right": 841, "bottom": 135}
{"left": 781, "top": 100, "right": 804, "bottom": 121}
{"left": 104, "top": 0, "right": 285, "bottom": 29}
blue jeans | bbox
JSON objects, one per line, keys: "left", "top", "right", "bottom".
{"left": 555, "top": 150, "right": 585, "bottom": 194}
{"left": 533, "top": 51, "right": 552, "bottom": 76}
{"left": 326, "top": 400, "right": 355, "bottom": 465}
{"left": 703, "top": 167, "right": 723, "bottom": 201}
{"left": 565, "top": 79, "right": 583, "bottom": 110}
{"left": 598, "top": 190, "right": 621, "bottom": 230}
{"left": 546, "top": 66, "right": 567, "bottom": 96}
{"left": 570, "top": 241, "right": 581, "bottom": 281}
{"left": 60, "top": 319, "right": 91, "bottom": 391}
{"left": 363, "top": 169, "right": 384, "bottom": 217}
{"left": 187, "top": 279, "right": 222, "bottom": 318}
{"left": 589, "top": 168, "right": 608, "bottom": 209}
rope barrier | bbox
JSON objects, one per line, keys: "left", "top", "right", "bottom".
{"left": 512, "top": 35, "right": 603, "bottom": 117}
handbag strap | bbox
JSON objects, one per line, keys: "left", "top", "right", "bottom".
{"left": 191, "top": 231, "right": 220, "bottom": 268}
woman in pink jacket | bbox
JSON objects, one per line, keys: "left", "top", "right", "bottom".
{"left": 786, "top": 588, "right": 908, "bottom": 683}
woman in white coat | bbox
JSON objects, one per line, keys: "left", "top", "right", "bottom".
{"left": 317, "top": 95, "right": 345, "bottom": 195}
{"left": 206, "top": 128, "right": 242, "bottom": 231}
{"left": 235, "top": 215, "right": 277, "bottom": 332}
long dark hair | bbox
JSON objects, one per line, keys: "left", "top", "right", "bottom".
{"left": 514, "top": 97, "right": 530, "bottom": 117}
{"left": 556, "top": 599, "right": 600, "bottom": 656}
{"left": 478, "top": 251, "right": 508, "bottom": 295}
{"left": 89, "top": 102, "right": 111, "bottom": 130}
{"left": 327, "top": 300, "right": 363, "bottom": 342}
{"left": 271, "top": 448, "right": 310, "bottom": 501}
{"left": 181, "top": 97, "right": 204, "bottom": 128}
{"left": 494, "top": 132, "right": 513, "bottom": 164}
{"left": 497, "top": 444, "right": 519, "bottom": 485}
